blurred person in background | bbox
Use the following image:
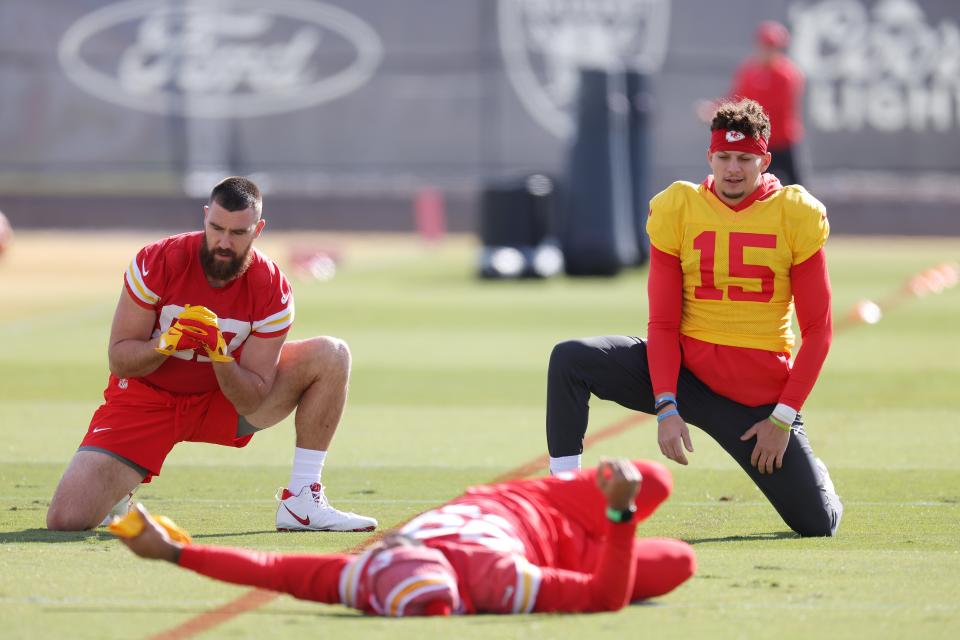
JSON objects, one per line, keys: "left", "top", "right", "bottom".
{"left": 46, "top": 176, "right": 377, "bottom": 533}
{"left": 116, "top": 458, "right": 695, "bottom": 616}
{"left": 546, "top": 99, "right": 842, "bottom": 538}
{"left": 699, "top": 20, "right": 806, "bottom": 185}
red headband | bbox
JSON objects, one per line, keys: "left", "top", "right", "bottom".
{"left": 709, "top": 129, "right": 768, "bottom": 155}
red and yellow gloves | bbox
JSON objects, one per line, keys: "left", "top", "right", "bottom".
{"left": 175, "top": 305, "right": 234, "bottom": 362}
{"left": 155, "top": 323, "right": 203, "bottom": 356}
{"left": 154, "top": 304, "right": 234, "bottom": 362}
{"left": 108, "top": 508, "right": 193, "bottom": 544}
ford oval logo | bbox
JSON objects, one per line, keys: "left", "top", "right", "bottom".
{"left": 58, "top": 0, "right": 383, "bottom": 118}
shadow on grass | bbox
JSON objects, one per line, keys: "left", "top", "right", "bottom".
{"left": 1, "top": 528, "right": 355, "bottom": 543}
{"left": 190, "top": 531, "right": 279, "bottom": 539}
{"left": 685, "top": 531, "right": 797, "bottom": 545}
{"left": 0, "top": 528, "right": 114, "bottom": 543}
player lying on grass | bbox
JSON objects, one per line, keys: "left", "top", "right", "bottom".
{"left": 116, "top": 459, "right": 695, "bottom": 616}
{"left": 47, "top": 177, "right": 375, "bottom": 533}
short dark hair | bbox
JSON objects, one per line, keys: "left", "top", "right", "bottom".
{"left": 210, "top": 176, "right": 262, "bottom": 216}
{"left": 710, "top": 99, "right": 771, "bottom": 143}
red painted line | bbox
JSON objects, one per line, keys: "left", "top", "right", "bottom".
{"left": 146, "top": 589, "right": 278, "bottom": 640}
{"left": 146, "top": 412, "right": 651, "bottom": 639}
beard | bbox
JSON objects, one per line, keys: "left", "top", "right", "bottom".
{"left": 199, "top": 238, "right": 253, "bottom": 282}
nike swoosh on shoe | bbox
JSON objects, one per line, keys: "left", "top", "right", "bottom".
{"left": 282, "top": 504, "right": 310, "bottom": 526}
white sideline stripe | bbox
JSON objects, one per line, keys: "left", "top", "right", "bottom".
{"left": 1, "top": 496, "right": 956, "bottom": 507}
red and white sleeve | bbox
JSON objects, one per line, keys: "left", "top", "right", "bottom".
{"left": 178, "top": 545, "right": 349, "bottom": 604}
{"left": 123, "top": 242, "right": 165, "bottom": 310}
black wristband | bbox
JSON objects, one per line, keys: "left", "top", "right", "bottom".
{"left": 605, "top": 505, "right": 637, "bottom": 523}
{"left": 655, "top": 398, "right": 677, "bottom": 413}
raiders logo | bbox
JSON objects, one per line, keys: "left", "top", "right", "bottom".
{"left": 498, "top": 0, "right": 672, "bottom": 138}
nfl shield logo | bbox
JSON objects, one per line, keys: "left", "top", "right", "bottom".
{"left": 498, "top": 0, "right": 672, "bottom": 138}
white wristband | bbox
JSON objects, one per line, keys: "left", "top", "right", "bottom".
{"left": 772, "top": 403, "right": 798, "bottom": 427}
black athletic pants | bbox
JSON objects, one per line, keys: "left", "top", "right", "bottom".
{"left": 546, "top": 336, "right": 841, "bottom": 537}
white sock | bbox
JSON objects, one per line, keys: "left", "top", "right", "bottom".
{"left": 549, "top": 454, "right": 581, "bottom": 475}
{"left": 288, "top": 448, "right": 327, "bottom": 494}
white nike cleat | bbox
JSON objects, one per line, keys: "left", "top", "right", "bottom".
{"left": 99, "top": 490, "right": 135, "bottom": 527}
{"left": 275, "top": 482, "right": 377, "bottom": 532}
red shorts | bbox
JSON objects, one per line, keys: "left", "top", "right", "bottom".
{"left": 79, "top": 374, "right": 254, "bottom": 481}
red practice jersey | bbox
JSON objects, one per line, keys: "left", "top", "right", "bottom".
{"left": 123, "top": 232, "right": 294, "bottom": 394}
{"left": 400, "top": 481, "right": 593, "bottom": 570}
{"left": 392, "top": 464, "right": 674, "bottom": 612}
{"left": 731, "top": 54, "right": 805, "bottom": 149}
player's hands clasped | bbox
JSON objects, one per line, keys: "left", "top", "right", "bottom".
{"left": 658, "top": 414, "right": 695, "bottom": 466}
{"left": 740, "top": 418, "right": 791, "bottom": 474}
{"left": 155, "top": 323, "right": 204, "bottom": 356}
{"left": 173, "top": 305, "right": 234, "bottom": 362}
{"left": 596, "top": 458, "right": 642, "bottom": 510}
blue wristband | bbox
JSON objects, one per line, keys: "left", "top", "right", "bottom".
{"left": 657, "top": 408, "right": 679, "bottom": 423}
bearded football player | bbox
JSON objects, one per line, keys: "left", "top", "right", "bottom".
{"left": 47, "top": 176, "right": 376, "bottom": 533}
{"left": 546, "top": 99, "right": 842, "bottom": 537}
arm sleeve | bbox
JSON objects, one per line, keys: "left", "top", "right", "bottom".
{"left": 178, "top": 545, "right": 350, "bottom": 604}
{"left": 533, "top": 521, "right": 638, "bottom": 613}
{"left": 647, "top": 246, "right": 684, "bottom": 397}
{"left": 779, "top": 249, "right": 833, "bottom": 410}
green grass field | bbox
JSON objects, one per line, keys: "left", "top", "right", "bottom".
{"left": 1, "top": 231, "right": 958, "bottom": 640}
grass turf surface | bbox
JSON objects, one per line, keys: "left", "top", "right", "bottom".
{"left": 1, "top": 232, "right": 959, "bottom": 639}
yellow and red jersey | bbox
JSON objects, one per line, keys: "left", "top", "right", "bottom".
{"left": 647, "top": 178, "right": 828, "bottom": 354}
{"left": 645, "top": 175, "right": 833, "bottom": 409}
